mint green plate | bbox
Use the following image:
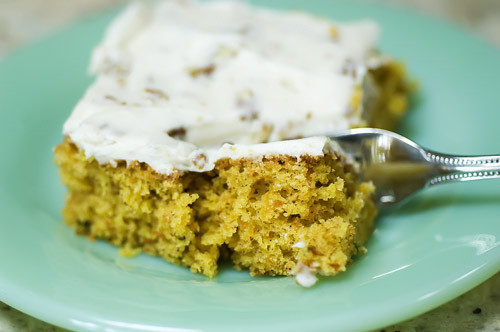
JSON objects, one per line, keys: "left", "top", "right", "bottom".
{"left": 0, "top": 1, "right": 499, "bottom": 331}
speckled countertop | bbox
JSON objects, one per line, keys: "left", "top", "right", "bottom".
{"left": 0, "top": 0, "right": 499, "bottom": 331}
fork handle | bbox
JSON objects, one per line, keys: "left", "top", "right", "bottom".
{"left": 425, "top": 151, "right": 500, "bottom": 186}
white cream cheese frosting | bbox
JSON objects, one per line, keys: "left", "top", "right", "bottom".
{"left": 63, "top": 0, "right": 383, "bottom": 174}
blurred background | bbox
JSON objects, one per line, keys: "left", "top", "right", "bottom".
{"left": 0, "top": 0, "right": 499, "bottom": 331}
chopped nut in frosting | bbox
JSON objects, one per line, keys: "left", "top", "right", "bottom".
{"left": 294, "top": 261, "right": 318, "bottom": 288}
{"left": 63, "top": 0, "right": 384, "bottom": 175}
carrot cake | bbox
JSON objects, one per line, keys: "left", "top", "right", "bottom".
{"left": 54, "top": 0, "right": 411, "bottom": 286}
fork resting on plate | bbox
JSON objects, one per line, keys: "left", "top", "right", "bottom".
{"left": 330, "top": 128, "right": 500, "bottom": 210}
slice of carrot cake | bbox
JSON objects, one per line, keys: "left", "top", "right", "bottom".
{"left": 54, "top": 0, "right": 411, "bottom": 286}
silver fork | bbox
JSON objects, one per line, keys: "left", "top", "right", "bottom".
{"left": 330, "top": 128, "right": 500, "bottom": 210}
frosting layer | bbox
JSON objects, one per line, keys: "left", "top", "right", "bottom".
{"left": 63, "top": 0, "right": 382, "bottom": 174}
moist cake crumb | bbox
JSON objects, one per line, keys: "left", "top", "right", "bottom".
{"left": 55, "top": 139, "right": 376, "bottom": 279}
{"left": 54, "top": 0, "right": 412, "bottom": 283}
